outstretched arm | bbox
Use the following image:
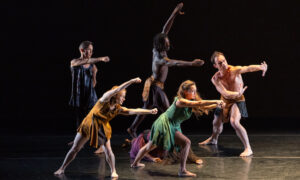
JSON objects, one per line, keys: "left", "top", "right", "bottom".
{"left": 100, "top": 77, "right": 141, "bottom": 102}
{"left": 233, "top": 61, "right": 268, "bottom": 77}
{"left": 162, "top": 57, "right": 205, "bottom": 67}
{"left": 70, "top": 56, "right": 110, "bottom": 67}
{"left": 212, "top": 77, "right": 248, "bottom": 99}
{"left": 176, "top": 98, "right": 224, "bottom": 108}
{"left": 162, "top": 3, "right": 184, "bottom": 34}
{"left": 119, "top": 107, "right": 158, "bottom": 115}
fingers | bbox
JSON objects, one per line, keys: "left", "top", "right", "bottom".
{"left": 133, "top": 77, "right": 142, "bottom": 83}
{"left": 152, "top": 108, "right": 158, "bottom": 114}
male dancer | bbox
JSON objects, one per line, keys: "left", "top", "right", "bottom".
{"left": 69, "top": 41, "right": 109, "bottom": 127}
{"left": 199, "top": 51, "right": 268, "bottom": 156}
{"left": 127, "top": 3, "right": 205, "bottom": 138}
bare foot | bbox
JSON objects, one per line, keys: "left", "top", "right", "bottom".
{"left": 94, "top": 146, "right": 104, "bottom": 154}
{"left": 195, "top": 159, "right": 203, "bottom": 165}
{"left": 198, "top": 137, "right": 217, "bottom": 145}
{"left": 178, "top": 170, "right": 197, "bottom": 177}
{"left": 111, "top": 171, "right": 119, "bottom": 178}
{"left": 131, "top": 163, "right": 145, "bottom": 168}
{"left": 54, "top": 169, "right": 64, "bottom": 175}
{"left": 127, "top": 128, "right": 137, "bottom": 139}
{"left": 240, "top": 148, "right": 253, "bottom": 157}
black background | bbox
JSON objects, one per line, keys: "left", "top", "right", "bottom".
{"left": 1, "top": 0, "right": 299, "bottom": 135}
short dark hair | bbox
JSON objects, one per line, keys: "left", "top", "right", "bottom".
{"left": 210, "top": 51, "right": 224, "bottom": 64}
{"left": 153, "top": 33, "right": 169, "bottom": 52}
{"left": 79, "top": 41, "right": 93, "bottom": 50}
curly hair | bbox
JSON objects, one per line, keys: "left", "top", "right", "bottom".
{"left": 153, "top": 33, "right": 169, "bottom": 52}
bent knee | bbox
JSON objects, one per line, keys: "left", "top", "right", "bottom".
{"left": 184, "top": 138, "right": 191, "bottom": 147}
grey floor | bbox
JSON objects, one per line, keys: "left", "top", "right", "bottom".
{"left": 1, "top": 134, "right": 300, "bottom": 180}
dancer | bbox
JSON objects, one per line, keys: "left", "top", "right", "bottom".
{"left": 69, "top": 40, "right": 110, "bottom": 127}
{"left": 131, "top": 80, "right": 225, "bottom": 177}
{"left": 54, "top": 77, "right": 158, "bottom": 178}
{"left": 128, "top": 3, "right": 204, "bottom": 138}
{"left": 199, "top": 51, "right": 268, "bottom": 157}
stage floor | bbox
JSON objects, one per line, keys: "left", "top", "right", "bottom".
{"left": 1, "top": 134, "right": 300, "bottom": 180}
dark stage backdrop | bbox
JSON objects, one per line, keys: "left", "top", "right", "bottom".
{"left": 1, "top": 0, "right": 299, "bottom": 135}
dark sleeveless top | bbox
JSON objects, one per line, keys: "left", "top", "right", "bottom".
{"left": 69, "top": 64, "right": 98, "bottom": 109}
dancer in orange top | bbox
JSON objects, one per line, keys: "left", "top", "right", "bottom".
{"left": 54, "top": 77, "right": 158, "bottom": 178}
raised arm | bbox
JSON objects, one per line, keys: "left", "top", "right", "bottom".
{"left": 176, "top": 98, "right": 224, "bottom": 108}
{"left": 233, "top": 61, "right": 268, "bottom": 77}
{"left": 100, "top": 77, "right": 141, "bottom": 102}
{"left": 119, "top": 107, "right": 158, "bottom": 115}
{"left": 162, "top": 3, "right": 184, "bottom": 34}
{"left": 162, "top": 57, "right": 205, "bottom": 67}
{"left": 70, "top": 56, "right": 110, "bottom": 67}
{"left": 212, "top": 76, "right": 248, "bottom": 99}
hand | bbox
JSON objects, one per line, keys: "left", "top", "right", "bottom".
{"left": 175, "top": 3, "right": 185, "bottom": 15}
{"left": 101, "top": 56, "right": 110, "bottom": 62}
{"left": 151, "top": 108, "right": 158, "bottom": 115}
{"left": 131, "top": 77, "right": 142, "bottom": 84}
{"left": 216, "top": 100, "right": 225, "bottom": 109}
{"left": 238, "top": 84, "right": 248, "bottom": 97}
{"left": 261, "top": 61, "right": 268, "bottom": 77}
{"left": 152, "top": 157, "right": 162, "bottom": 163}
{"left": 192, "top": 59, "right": 205, "bottom": 66}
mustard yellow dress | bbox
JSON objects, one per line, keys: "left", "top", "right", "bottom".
{"left": 77, "top": 100, "right": 122, "bottom": 148}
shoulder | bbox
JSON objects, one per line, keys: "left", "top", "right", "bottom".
{"left": 230, "top": 65, "right": 242, "bottom": 74}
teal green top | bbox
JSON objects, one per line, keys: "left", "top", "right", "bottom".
{"left": 150, "top": 97, "right": 193, "bottom": 152}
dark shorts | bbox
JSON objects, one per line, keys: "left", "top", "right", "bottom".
{"left": 144, "top": 85, "right": 170, "bottom": 112}
{"left": 214, "top": 101, "right": 248, "bottom": 119}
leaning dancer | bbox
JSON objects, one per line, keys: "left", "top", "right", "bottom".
{"left": 131, "top": 80, "right": 224, "bottom": 177}
{"left": 199, "top": 51, "right": 268, "bottom": 157}
{"left": 54, "top": 77, "right": 158, "bottom": 178}
{"left": 69, "top": 41, "right": 110, "bottom": 127}
{"left": 127, "top": 3, "right": 204, "bottom": 138}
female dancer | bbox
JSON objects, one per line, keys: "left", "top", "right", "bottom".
{"left": 54, "top": 77, "right": 158, "bottom": 178}
{"left": 131, "top": 80, "right": 225, "bottom": 177}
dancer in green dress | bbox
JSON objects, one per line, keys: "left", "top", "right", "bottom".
{"left": 131, "top": 80, "right": 225, "bottom": 177}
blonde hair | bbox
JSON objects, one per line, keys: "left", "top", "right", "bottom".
{"left": 176, "top": 80, "right": 209, "bottom": 117}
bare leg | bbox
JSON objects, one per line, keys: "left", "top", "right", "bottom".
{"left": 230, "top": 104, "right": 253, "bottom": 157}
{"left": 199, "top": 114, "right": 223, "bottom": 145}
{"left": 103, "top": 140, "right": 118, "bottom": 178}
{"left": 175, "top": 131, "right": 196, "bottom": 177}
{"left": 54, "top": 133, "right": 88, "bottom": 175}
{"left": 131, "top": 141, "right": 156, "bottom": 168}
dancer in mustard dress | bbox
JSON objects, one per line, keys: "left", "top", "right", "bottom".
{"left": 54, "top": 77, "right": 158, "bottom": 178}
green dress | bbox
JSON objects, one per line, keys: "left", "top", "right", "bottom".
{"left": 150, "top": 97, "right": 192, "bottom": 152}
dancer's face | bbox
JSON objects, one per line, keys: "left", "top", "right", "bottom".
{"left": 80, "top": 44, "right": 93, "bottom": 59}
{"left": 116, "top": 91, "right": 126, "bottom": 105}
{"left": 214, "top": 55, "right": 228, "bottom": 71}
{"left": 184, "top": 85, "right": 197, "bottom": 100}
